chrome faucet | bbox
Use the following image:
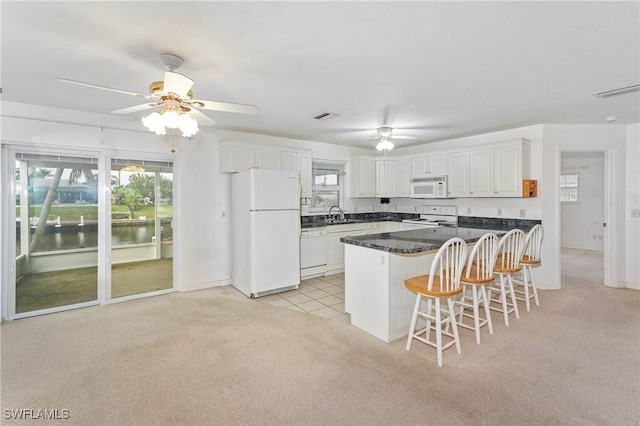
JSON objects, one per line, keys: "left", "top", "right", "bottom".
{"left": 329, "top": 205, "right": 345, "bottom": 220}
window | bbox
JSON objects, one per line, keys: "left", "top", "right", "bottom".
{"left": 311, "top": 161, "right": 345, "bottom": 210}
{"left": 560, "top": 173, "right": 579, "bottom": 203}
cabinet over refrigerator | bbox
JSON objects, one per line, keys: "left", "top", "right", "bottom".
{"left": 231, "top": 169, "right": 301, "bottom": 297}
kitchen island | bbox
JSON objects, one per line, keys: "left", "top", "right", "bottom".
{"left": 340, "top": 227, "right": 506, "bottom": 343}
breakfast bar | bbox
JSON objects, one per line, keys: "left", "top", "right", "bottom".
{"left": 341, "top": 227, "right": 505, "bottom": 343}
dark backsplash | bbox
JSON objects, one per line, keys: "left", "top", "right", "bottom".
{"left": 458, "top": 216, "right": 542, "bottom": 231}
{"left": 301, "top": 212, "right": 419, "bottom": 226}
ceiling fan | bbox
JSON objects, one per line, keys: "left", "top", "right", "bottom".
{"left": 57, "top": 53, "right": 259, "bottom": 137}
{"left": 328, "top": 125, "right": 427, "bottom": 151}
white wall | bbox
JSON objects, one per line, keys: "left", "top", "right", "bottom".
{"left": 560, "top": 153, "right": 604, "bottom": 251}
{"left": 625, "top": 124, "right": 639, "bottom": 290}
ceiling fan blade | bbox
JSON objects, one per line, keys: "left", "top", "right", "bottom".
{"left": 391, "top": 135, "right": 419, "bottom": 140}
{"left": 110, "top": 102, "right": 162, "bottom": 114}
{"left": 163, "top": 71, "right": 194, "bottom": 98}
{"left": 188, "top": 107, "right": 217, "bottom": 126}
{"left": 56, "top": 78, "right": 157, "bottom": 100}
{"left": 189, "top": 99, "right": 259, "bottom": 115}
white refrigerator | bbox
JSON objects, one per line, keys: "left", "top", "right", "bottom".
{"left": 231, "top": 169, "right": 301, "bottom": 297}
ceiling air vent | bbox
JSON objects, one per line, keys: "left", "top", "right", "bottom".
{"left": 313, "top": 111, "right": 340, "bottom": 120}
{"left": 594, "top": 84, "right": 640, "bottom": 98}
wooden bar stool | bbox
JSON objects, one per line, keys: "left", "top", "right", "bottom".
{"left": 454, "top": 233, "right": 498, "bottom": 344}
{"left": 487, "top": 229, "right": 526, "bottom": 326}
{"left": 405, "top": 237, "right": 468, "bottom": 367}
{"left": 513, "top": 224, "right": 543, "bottom": 311}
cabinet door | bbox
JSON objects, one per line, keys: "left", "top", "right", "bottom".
{"left": 429, "top": 154, "right": 448, "bottom": 175}
{"left": 298, "top": 153, "right": 312, "bottom": 198}
{"left": 220, "top": 144, "right": 255, "bottom": 173}
{"left": 469, "top": 148, "right": 494, "bottom": 197}
{"left": 494, "top": 143, "right": 522, "bottom": 196}
{"left": 326, "top": 233, "right": 346, "bottom": 271}
{"left": 376, "top": 160, "right": 396, "bottom": 197}
{"left": 351, "top": 159, "right": 376, "bottom": 197}
{"left": 411, "top": 154, "right": 447, "bottom": 176}
{"left": 281, "top": 151, "right": 298, "bottom": 171}
{"left": 255, "top": 149, "right": 281, "bottom": 170}
{"left": 411, "top": 157, "right": 429, "bottom": 176}
{"left": 396, "top": 158, "right": 412, "bottom": 197}
{"left": 447, "top": 151, "right": 470, "bottom": 197}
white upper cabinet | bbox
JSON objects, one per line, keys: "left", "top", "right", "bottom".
{"left": 469, "top": 147, "right": 494, "bottom": 197}
{"left": 220, "top": 142, "right": 312, "bottom": 197}
{"left": 396, "top": 157, "right": 412, "bottom": 197}
{"left": 376, "top": 159, "right": 397, "bottom": 197}
{"left": 220, "top": 143, "right": 255, "bottom": 173}
{"left": 494, "top": 142, "right": 528, "bottom": 196}
{"left": 468, "top": 139, "right": 530, "bottom": 197}
{"left": 282, "top": 151, "right": 312, "bottom": 198}
{"left": 350, "top": 158, "right": 376, "bottom": 198}
{"left": 447, "top": 151, "right": 470, "bottom": 197}
{"left": 255, "top": 149, "right": 281, "bottom": 170}
{"left": 411, "top": 153, "right": 447, "bottom": 177}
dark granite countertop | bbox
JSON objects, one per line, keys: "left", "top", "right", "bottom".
{"left": 340, "top": 226, "right": 508, "bottom": 254}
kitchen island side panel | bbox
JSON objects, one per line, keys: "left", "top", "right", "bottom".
{"left": 388, "top": 252, "right": 437, "bottom": 342}
{"left": 344, "top": 244, "right": 438, "bottom": 343}
{"left": 344, "top": 245, "right": 390, "bottom": 341}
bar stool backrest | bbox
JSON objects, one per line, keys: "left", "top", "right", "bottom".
{"left": 495, "top": 229, "right": 526, "bottom": 272}
{"left": 523, "top": 224, "right": 544, "bottom": 262}
{"left": 465, "top": 233, "right": 499, "bottom": 281}
{"left": 427, "top": 237, "right": 468, "bottom": 293}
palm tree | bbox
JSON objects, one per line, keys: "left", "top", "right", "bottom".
{"left": 29, "top": 168, "right": 97, "bottom": 252}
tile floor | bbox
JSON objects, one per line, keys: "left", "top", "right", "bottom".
{"left": 231, "top": 273, "right": 349, "bottom": 322}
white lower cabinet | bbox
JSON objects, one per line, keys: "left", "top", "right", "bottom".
{"left": 325, "top": 222, "right": 380, "bottom": 274}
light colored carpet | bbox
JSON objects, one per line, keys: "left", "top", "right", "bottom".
{"left": 15, "top": 259, "right": 173, "bottom": 313}
{"left": 1, "top": 252, "right": 638, "bottom": 425}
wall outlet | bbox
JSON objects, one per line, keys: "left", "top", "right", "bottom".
{"left": 632, "top": 209, "right": 640, "bottom": 218}
{"left": 519, "top": 209, "right": 526, "bottom": 218}
{"left": 497, "top": 208, "right": 502, "bottom": 216}
{"left": 467, "top": 207, "right": 471, "bottom": 214}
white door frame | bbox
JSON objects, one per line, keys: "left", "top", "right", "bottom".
{"left": 558, "top": 147, "right": 615, "bottom": 287}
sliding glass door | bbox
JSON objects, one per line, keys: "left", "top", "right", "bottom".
{"left": 2, "top": 147, "right": 176, "bottom": 319}
{"left": 109, "top": 158, "right": 174, "bottom": 299}
{"left": 11, "top": 152, "right": 100, "bottom": 316}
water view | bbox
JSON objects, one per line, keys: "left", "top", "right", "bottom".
{"left": 16, "top": 222, "right": 173, "bottom": 253}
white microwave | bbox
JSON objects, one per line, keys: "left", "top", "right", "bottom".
{"left": 410, "top": 175, "right": 449, "bottom": 198}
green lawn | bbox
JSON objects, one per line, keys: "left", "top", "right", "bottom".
{"left": 17, "top": 204, "right": 173, "bottom": 221}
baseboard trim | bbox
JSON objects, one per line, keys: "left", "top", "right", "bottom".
{"left": 179, "top": 278, "right": 232, "bottom": 292}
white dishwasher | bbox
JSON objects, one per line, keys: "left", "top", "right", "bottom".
{"left": 300, "top": 228, "right": 327, "bottom": 278}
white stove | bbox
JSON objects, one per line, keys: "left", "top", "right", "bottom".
{"left": 402, "top": 205, "right": 458, "bottom": 227}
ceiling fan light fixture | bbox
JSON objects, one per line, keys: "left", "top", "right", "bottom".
{"left": 376, "top": 137, "right": 394, "bottom": 151}
{"left": 142, "top": 105, "right": 199, "bottom": 138}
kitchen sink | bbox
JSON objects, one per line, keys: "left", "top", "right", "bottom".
{"left": 324, "top": 218, "right": 363, "bottom": 225}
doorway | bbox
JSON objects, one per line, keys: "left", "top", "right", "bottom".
{"left": 560, "top": 151, "right": 606, "bottom": 287}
